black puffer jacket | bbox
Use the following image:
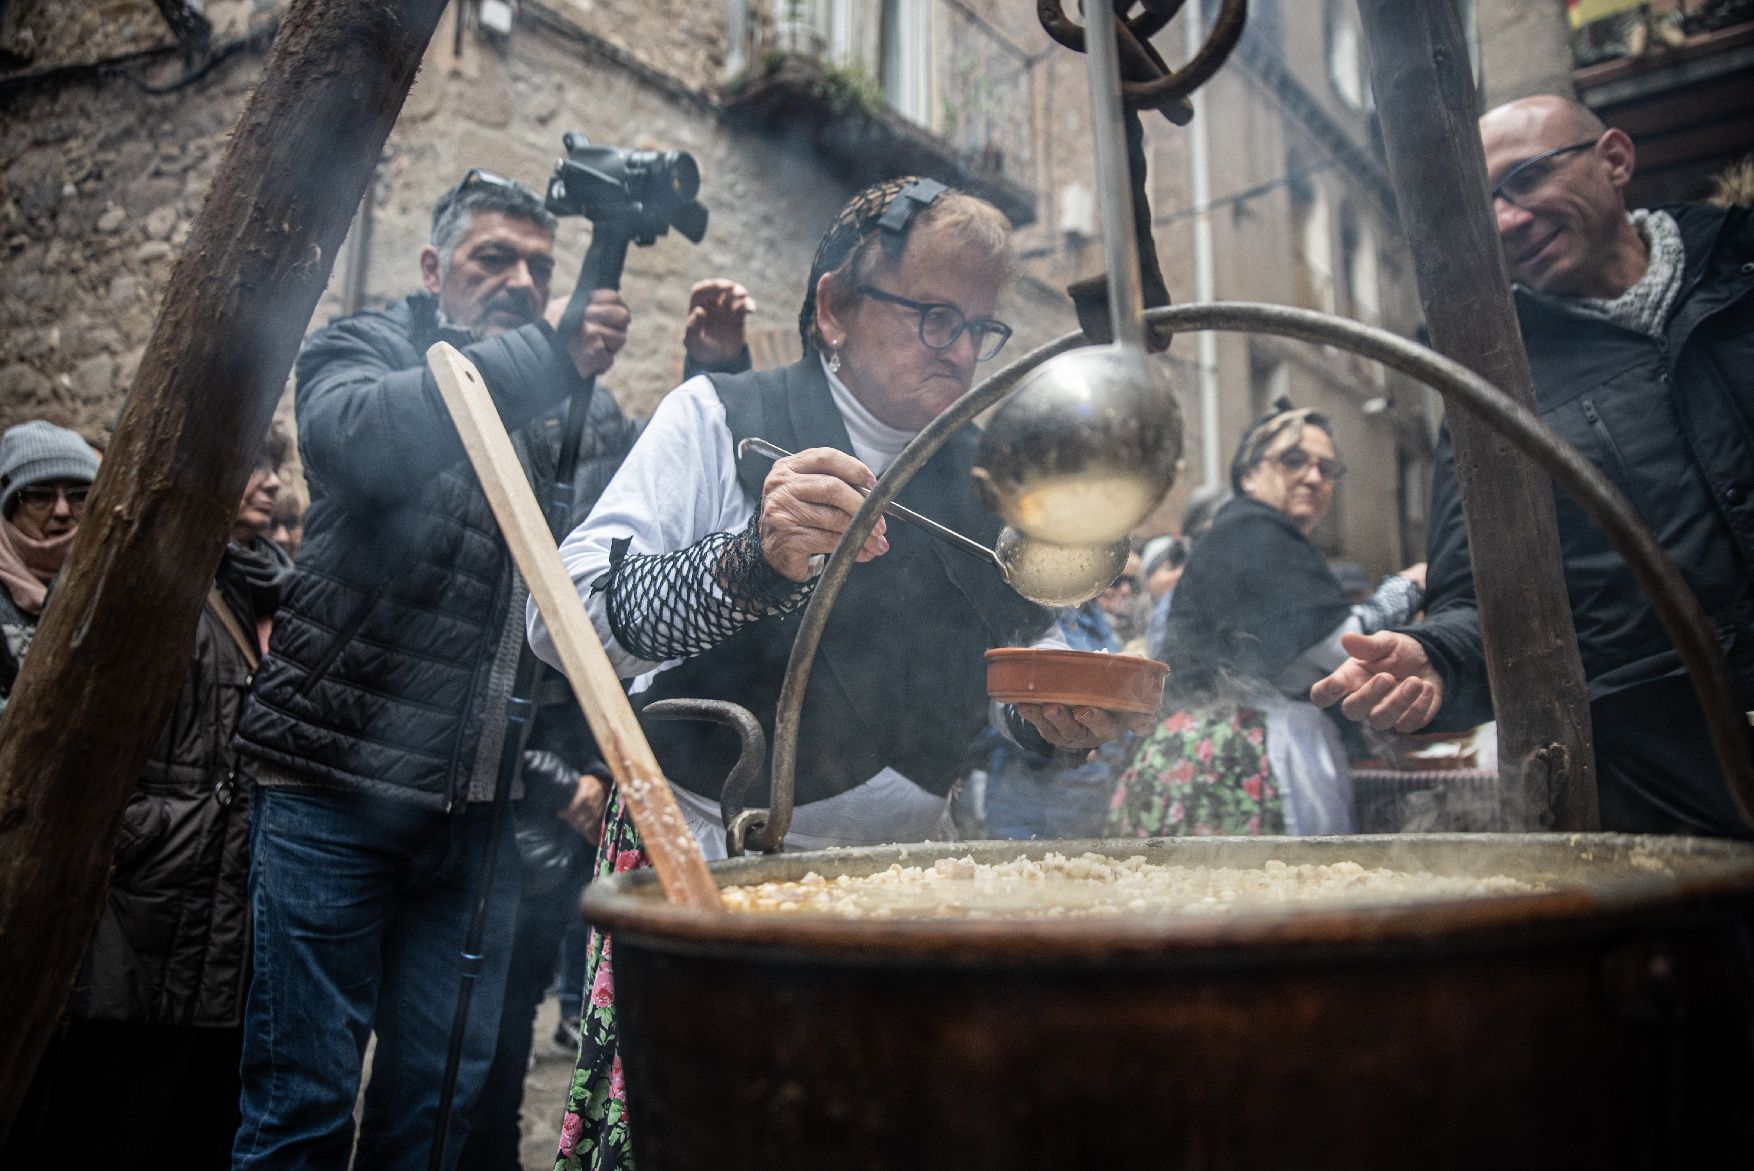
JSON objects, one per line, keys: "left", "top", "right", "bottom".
{"left": 71, "top": 540, "right": 287, "bottom": 1025}
{"left": 1411, "top": 203, "right": 1754, "bottom": 725}
{"left": 236, "top": 294, "right": 638, "bottom": 808}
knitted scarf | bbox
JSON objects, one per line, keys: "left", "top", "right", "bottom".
{"left": 1536, "top": 209, "right": 1685, "bottom": 337}
{"left": 0, "top": 515, "right": 74, "bottom": 616}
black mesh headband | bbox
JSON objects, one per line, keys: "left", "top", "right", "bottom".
{"left": 796, "top": 176, "right": 948, "bottom": 354}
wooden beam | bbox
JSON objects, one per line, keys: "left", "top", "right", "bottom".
{"left": 427, "top": 343, "right": 721, "bottom": 910}
{"left": 0, "top": 0, "right": 450, "bottom": 1139}
{"left": 1353, "top": 0, "right": 1598, "bottom": 831}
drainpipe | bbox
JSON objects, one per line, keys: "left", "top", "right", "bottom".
{"left": 1184, "top": 4, "right": 1221, "bottom": 487}
{"left": 341, "top": 173, "right": 376, "bottom": 316}
{"left": 725, "top": 0, "right": 748, "bottom": 82}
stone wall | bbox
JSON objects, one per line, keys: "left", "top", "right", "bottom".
{"left": 1475, "top": 0, "right": 1577, "bottom": 108}
{"left": 338, "top": 3, "right": 1088, "bottom": 422}
{"left": 0, "top": 1, "right": 268, "bottom": 445}
{"left": 0, "top": 0, "right": 1436, "bottom": 572}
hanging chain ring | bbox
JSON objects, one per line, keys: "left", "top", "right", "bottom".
{"left": 1037, "top": 0, "right": 1247, "bottom": 122}
{"left": 1037, "top": 0, "right": 1185, "bottom": 51}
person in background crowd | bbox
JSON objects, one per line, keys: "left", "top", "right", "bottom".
{"left": 230, "top": 167, "right": 753, "bottom": 1169}
{"left": 1139, "top": 533, "right": 1188, "bottom": 664}
{"left": 1328, "top": 560, "right": 1373, "bottom": 605}
{"left": 547, "top": 871, "right": 596, "bottom": 1056}
{"left": 1109, "top": 401, "right": 1424, "bottom": 838}
{"left": 1707, "top": 154, "right": 1753, "bottom": 209}
{"left": 11, "top": 428, "right": 291, "bottom": 1171}
{"left": 531, "top": 177, "right": 1146, "bottom": 1171}
{"left": 1180, "top": 483, "right": 1232, "bottom": 543}
{"left": 1098, "top": 549, "right": 1148, "bottom": 647}
{"left": 1314, "top": 95, "right": 1754, "bottom": 840}
{"left": 985, "top": 581, "right": 1134, "bottom": 840}
{"left": 1140, "top": 534, "right": 1188, "bottom": 602}
{"left": 0, "top": 420, "right": 99, "bottom": 709}
{"left": 459, "top": 715, "right": 606, "bottom": 1171}
{"left": 1141, "top": 485, "right": 1229, "bottom": 667}
{"left": 269, "top": 487, "right": 304, "bottom": 561}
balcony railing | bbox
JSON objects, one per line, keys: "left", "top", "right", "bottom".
{"left": 933, "top": 0, "right": 1040, "bottom": 192}
{"left": 1570, "top": 0, "right": 1754, "bottom": 69}
{"left": 730, "top": 0, "right": 1041, "bottom": 213}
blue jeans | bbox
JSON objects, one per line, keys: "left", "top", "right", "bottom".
{"left": 555, "top": 911, "right": 592, "bottom": 1022}
{"left": 985, "top": 744, "right": 1121, "bottom": 840}
{"left": 232, "top": 786, "right": 519, "bottom": 1170}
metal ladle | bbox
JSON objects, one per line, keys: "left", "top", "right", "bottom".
{"left": 738, "top": 437, "right": 1128, "bottom": 606}
{"left": 972, "top": 0, "right": 1182, "bottom": 545}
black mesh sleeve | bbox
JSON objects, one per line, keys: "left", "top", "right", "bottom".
{"left": 592, "top": 513, "right": 813, "bottom": 664}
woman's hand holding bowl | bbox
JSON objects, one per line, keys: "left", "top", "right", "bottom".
{"left": 1016, "top": 702, "right": 1157, "bottom": 752}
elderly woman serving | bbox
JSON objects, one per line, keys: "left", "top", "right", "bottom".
{"left": 529, "top": 178, "right": 1142, "bottom": 1170}
{"left": 531, "top": 177, "right": 1139, "bottom": 857}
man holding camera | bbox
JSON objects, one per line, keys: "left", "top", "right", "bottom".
{"left": 231, "top": 169, "right": 752, "bottom": 1169}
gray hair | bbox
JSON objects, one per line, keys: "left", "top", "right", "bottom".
{"left": 429, "top": 178, "right": 556, "bottom": 275}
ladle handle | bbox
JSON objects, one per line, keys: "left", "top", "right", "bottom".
{"left": 429, "top": 342, "right": 721, "bottom": 910}
{"left": 737, "top": 437, "right": 999, "bottom": 566}
{"left": 1085, "top": 0, "right": 1148, "bottom": 351}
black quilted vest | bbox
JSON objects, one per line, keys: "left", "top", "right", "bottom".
{"left": 637, "top": 359, "right": 1049, "bottom": 805}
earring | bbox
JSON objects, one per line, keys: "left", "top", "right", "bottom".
{"left": 827, "top": 346, "right": 841, "bottom": 375}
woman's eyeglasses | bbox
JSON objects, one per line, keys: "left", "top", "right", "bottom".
{"left": 1490, "top": 139, "right": 1598, "bottom": 208}
{"left": 15, "top": 485, "right": 90, "bottom": 515}
{"left": 1275, "top": 447, "right": 1345, "bottom": 482}
{"left": 855, "top": 285, "right": 1013, "bottom": 361}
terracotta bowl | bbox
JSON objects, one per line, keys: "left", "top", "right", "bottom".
{"left": 985, "top": 647, "right": 1169, "bottom": 715}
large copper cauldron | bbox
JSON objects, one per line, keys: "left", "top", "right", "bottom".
{"left": 590, "top": 306, "right": 1754, "bottom": 1169}
{"left": 585, "top": 834, "right": 1754, "bottom": 1169}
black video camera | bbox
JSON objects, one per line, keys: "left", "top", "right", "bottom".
{"left": 542, "top": 132, "right": 709, "bottom": 344}
{"left": 544, "top": 132, "right": 708, "bottom": 246}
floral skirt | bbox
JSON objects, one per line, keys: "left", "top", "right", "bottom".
{"left": 1104, "top": 705, "right": 1286, "bottom": 836}
{"left": 555, "top": 787, "right": 646, "bottom": 1171}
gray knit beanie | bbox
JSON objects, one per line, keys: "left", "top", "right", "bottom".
{"left": 0, "top": 421, "right": 99, "bottom": 517}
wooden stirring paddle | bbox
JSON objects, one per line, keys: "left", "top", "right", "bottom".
{"left": 428, "top": 342, "right": 721, "bottom": 909}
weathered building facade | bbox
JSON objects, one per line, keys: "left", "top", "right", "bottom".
{"left": 2, "top": 0, "right": 1446, "bottom": 576}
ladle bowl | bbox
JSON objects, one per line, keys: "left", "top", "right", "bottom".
{"left": 973, "top": 344, "right": 1182, "bottom": 546}
{"left": 994, "top": 527, "right": 1130, "bottom": 606}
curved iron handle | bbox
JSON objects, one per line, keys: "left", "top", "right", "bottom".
{"left": 641, "top": 698, "right": 768, "bottom": 858}
{"left": 764, "top": 302, "right": 1754, "bottom": 850}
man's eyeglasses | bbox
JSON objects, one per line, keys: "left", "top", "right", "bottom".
{"left": 1489, "top": 139, "right": 1598, "bottom": 208}
{"left": 15, "top": 485, "right": 90, "bottom": 515}
{"left": 855, "top": 285, "right": 1013, "bottom": 361}
{"left": 1275, "top": 447, "right": 1345, "bottom": 482}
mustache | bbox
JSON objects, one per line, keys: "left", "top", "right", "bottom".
{"left": 481, "top": 291, "right": 538, "bottom": 320}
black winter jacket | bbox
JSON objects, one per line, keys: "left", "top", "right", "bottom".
{"left": 1411, "top": 203, "right": 1754, "bottom": 728}
{"left": 236, "top": 294, "right": 639, "bottom": 808}
{"left": 71, "top": 540, "right": 286, "bottom": 1025}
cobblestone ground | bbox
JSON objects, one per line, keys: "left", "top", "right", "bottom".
{"left": 520, "top": 993, "right": 579, "bottom": 1170}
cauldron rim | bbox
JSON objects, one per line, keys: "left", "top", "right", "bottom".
{"left": 582, "top": 832, "right": 1754, "bottom": 964}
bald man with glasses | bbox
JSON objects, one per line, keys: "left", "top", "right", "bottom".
{"left": 1314, "top": 95, "right": 1754, "bottom": 840}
